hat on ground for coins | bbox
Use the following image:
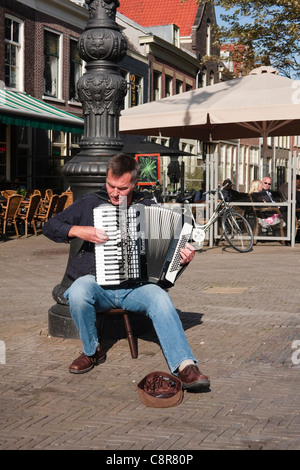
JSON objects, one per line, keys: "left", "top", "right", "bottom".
{"left": 137, "top": 371, "right": 183, "bottom": 408}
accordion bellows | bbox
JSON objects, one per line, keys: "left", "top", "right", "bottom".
{"left": 94, "top": 203, "right": 193, "bottom": 288}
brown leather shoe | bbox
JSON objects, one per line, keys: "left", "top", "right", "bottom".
{"left": 69, "top": 345, "right": 106, "bottom": 374}
{"left": 177, "top": 364, "right": 210, "bottom": 391}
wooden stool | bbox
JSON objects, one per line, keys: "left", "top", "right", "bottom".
{"left": 98, "top": 308, "right": 138, "bottom": 359}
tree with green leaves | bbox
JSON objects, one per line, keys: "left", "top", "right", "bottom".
{"left": 191, "top": 0, "right": 300, "bottom": 78}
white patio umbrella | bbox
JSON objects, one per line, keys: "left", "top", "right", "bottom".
{"left": 119, "top": 70, "right": 300, "bottom": 147}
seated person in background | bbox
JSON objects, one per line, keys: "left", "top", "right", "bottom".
{"left": 221, "top": 179, "right": 240, "bottom": 202}
{"left": 249, "top": 178, "right": 282, "bottom": 230}
{"left": 259, "top": 176, "right": 276, "bottom": 203}
{"left": 249, "top": 179, "right": 263, "bottom": 201}
{"left": 194, "top": 184, "right": 206, "bottom": 203}
{"left": 245, "top": 179, "right": 262, "bottom": 225}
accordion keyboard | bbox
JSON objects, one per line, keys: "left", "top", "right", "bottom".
{"left": 93, "top": 204, "right": 193, "bottom": 287}
{"left": 94, "top": 205, "right": 139, "bottom": 285}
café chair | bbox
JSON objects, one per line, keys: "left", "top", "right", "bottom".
{"left": 53, "top": 194, "right": 68, "bottom": 215}
{"left": 44, "top": 188, "right": 53, "bottom": 200}
{"left": 1, "top": 189, "right": 16, "bottom": 199}
{"left": 248, "top": 197, "right": 285, "bottom": 245}
{"left": 0, "top": 194, "right": 23, "bottom": 238}
{"left": 35, "top": 194, "right": 59, "bottom": 227}
{"left": 42, "top": 189, "right": 53, "bottom": 206}
{"left": 38, "top": 188, "right": 52, "bottom": 212}
{"left": 60, "top": 190, "right": 73, "bottom": 208}
{"left": 17, "top": 194, "right": 41, "bottom": 237}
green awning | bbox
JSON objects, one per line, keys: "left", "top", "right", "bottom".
{"left": 0, "top": 88, "right": 84, "bottom": 134}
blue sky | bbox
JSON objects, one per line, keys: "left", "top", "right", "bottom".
{"left": 215, "top": 5, "right": 227, "bottom": 26}
{"left": 214, "top": 5, "right": 246, "bottom": 28}
{"left": 214, "top": 4, "right": 252, "bottom": 28}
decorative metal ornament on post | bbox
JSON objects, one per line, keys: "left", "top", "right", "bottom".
{"left": 48, "top": 0, "right": 127, "bottom": 338}
{"left": 63, "top": 0, "right": 127, "bottom": 200}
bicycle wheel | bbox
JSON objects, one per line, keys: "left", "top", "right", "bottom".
{"left": 222, "top": 210, "right": 254, "bottom": 253}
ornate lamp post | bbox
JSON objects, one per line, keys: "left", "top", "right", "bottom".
{"left": 48, "top": 0, "right": 128, "bottom": 338}
{"left": 63, "top": 0, "right": 127, "bottom": 199}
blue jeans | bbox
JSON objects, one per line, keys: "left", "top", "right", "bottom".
{"left": 64, "top": 274, "right": 196, "bottom": 373}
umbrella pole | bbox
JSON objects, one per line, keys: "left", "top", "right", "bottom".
{"left": 262, "top": 133, "right": 268, "bottom": 176}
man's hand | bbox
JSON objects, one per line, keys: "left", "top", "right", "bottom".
{"left": 68, "top": 226, "right": 108, "bottom": 244}
{"left": 180, "top": 242, "right": 195, "bottom": 265}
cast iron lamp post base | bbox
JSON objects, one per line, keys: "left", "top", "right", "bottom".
{"left": 48, "top": 0, "right": 128, "bottom": 338}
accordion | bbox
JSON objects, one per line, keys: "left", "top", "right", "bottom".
{"left": 93, "top": 203, "right": 193, "bottom": 288}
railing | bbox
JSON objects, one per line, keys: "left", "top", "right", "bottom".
{"left": 162, "top": 200, "right": 295, "bottom": 247}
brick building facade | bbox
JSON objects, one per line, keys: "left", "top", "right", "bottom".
{"left": 0, "top": 0, "right": 87, "bottom": 192}
{"left": 0, "top": 0, "right": 84, "bottom": 113}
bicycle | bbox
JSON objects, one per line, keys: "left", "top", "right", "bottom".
{"left": 189, "top": 184, "right": 254, "bottom": 253}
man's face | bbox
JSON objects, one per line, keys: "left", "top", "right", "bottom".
{"left": 262, "top": 177, "right": 271, "bottom": 190}
{"left": 106, "top": 170, "right": 136, "bottom": 206}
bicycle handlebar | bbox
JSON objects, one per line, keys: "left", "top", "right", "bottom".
{"left": 203, "top": 184, "right": 228, "bottom": 197}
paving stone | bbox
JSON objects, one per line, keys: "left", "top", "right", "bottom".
{"left": 1, "top": 235, "right": 300, "bottom": 450}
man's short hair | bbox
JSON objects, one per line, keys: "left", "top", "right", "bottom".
{"left": 107, "top": 153, "right": 141, "bottom": 184}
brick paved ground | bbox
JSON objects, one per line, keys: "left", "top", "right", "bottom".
{"left": 0, "top": 232, "right": 300, "bottom": 451}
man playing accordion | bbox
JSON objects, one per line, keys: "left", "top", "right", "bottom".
{"left": 43, "top": 153, "right": 210, "bottom": 391}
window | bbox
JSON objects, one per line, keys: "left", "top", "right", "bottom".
{"left": 165, "top": 75, "right": 173, "bottom": 97}
{"left": 176, "top": 80, "right": 183, "bottom": 95}
{"left": 16, "top": 127, "right": 32, "bottom": 186}
{"left": 69, "top": 39, "right": 82, "bottom": 102}
{"left": 153, "top": 71, "right": 161, "bottom": 101}
{"left": 129, "top": 74, "right": 143, "bottom": 107}
{"left": 44, "top": 30, "right": 61, "bottom": 98}
{"left": 69, "top": 132, "right": 82, "bottom": 157}
{"left": 201, "top": 68, "right": 207, "bottom": 87}
{"left": 220, "top": 48, "right": 234, "bottom": 73}
{"left": 226, "top": 145, "right": 232, "bottom": 179}
{"left": 5, "top": 16, "right": 23, "bottom": 89}
{"left": 0, "top": 125, "right": 7, "bottom": 181}
{"left": 119, "top": 70, "right": 143, "bottom": 109}
{"left": 206, "top": 19, "right": 211, "bottom": 56}
{"left": 51, "top": 131, "right": 65, "bottom": 158}
{"left": 51, "top": 130, "right": 82, "bottom": 160}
